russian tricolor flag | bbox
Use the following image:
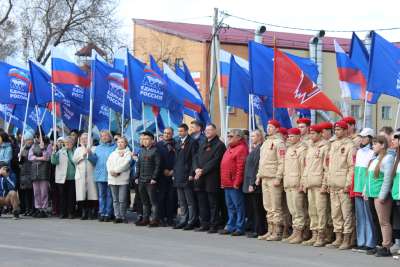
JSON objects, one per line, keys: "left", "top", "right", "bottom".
{"left": 219, "top": 49, "right": 249, "bottom": 88}
{"left": 334, "top": 39, "right": 376, "bottom": 103}
{"left": 51, "top": 47, "right": 90, "bottom": 88}
{"left": 163, "top": 63, "right": 203, "bottom": 113}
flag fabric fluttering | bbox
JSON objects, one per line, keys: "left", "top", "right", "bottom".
{"left": 0, "top": 62, "right": 31, "bottom": 105}
{"left": 367, "top": 31, "right": 400, "bottom": 99}
{"left": 348, "top": 33, "right": 379, "bottom": 103}
{"left": 334, "top": 40, "right": 366, "bottom": 100}
{"left": 273, "top": 47, "right": 342, "bottom": 116}
{"left": 163, "top": 63, "right": 203, "bottom": 113}
{"left": 29, "top": 60, "right": 63, "bottom": 105}
{"left": 51, "top": 47, "right": 90, "bottom": 110}
{"left": 249, "top": 40, "right": 319, "bottom": 97}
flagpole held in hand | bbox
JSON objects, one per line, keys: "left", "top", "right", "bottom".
{"left": 34, "top": 105, "right": 43, "bottom": 143}
{"left": 129, "top": 99, "right": 135, "bottom": 152}
{"left": 19, "top": 92, "right": 31, "bottom": 161}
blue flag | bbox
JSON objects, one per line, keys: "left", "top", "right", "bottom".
{"left": 349, "top": 33, "right": 380, "bottom": 104}
{"left": 0, "top": 104, "right": 24, "bottom": 130}
{"left": 29, "top": 60, "right": 64, "bottom": 105}
{"left": 113, "top": 49, "right": 142, "bottom": 120}
{"left": 249, "top": 41, "right": 319, "bottom": 96}
{"left": 367, "top": 32, "right": 400, "bottom": 99}
{"left": 228, "top": 55, "right": 251, "bottom": 111}
{"left": 182, "top": 62, "right": 210, "bottom": 125}
{"left": 0, "top": 62, "right": 30, "bottom": 105}
{"left": 13, "top": 104, "right": 52, "bottom": 135}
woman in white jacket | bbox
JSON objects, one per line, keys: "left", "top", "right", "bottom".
{"left": 106, "top": 137, "right": 132, "bottom": 223}
{"left": 73, "top": 133, "right": 98, "bottom": 220}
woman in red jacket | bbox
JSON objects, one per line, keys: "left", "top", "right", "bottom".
{"left": 219, "top": 129, "right": 249, "bottom": 236}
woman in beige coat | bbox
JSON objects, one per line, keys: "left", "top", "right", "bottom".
{"left": 73, "top": 133, "right": 98, "bottom": 220}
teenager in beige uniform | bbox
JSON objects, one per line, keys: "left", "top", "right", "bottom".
{"left": 297, "top": 118, "right": 311, "bottom": 144}
{"left": 342, "top": 117, "right": 361, "bottom": 148}
{"left": 326, "top": 121, "right": 355, "bottom": 250}
{"left": 319, "top": 121, "right": 335, "bottom": 243}
{"left": 282, "top": 128, "right": 307, "bottom": 244}
{"left": 256, "top": 119, "right": 286, "bottom": 241}
{"left": 302, "top": 125, "right": 330, "bottom": 247}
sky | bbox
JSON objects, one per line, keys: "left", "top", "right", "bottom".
{"left": 117, "top": 0, "right": 400, "bottom": 49}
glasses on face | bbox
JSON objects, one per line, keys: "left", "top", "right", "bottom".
{"left": 394, "top": 135, "right": 400, "bottom": 139}
{"left": 227, "top": 135, "right": 234, "bottom": 138}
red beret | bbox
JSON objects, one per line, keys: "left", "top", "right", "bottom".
{"left": 279, "top": 127, "right": 288, "bottom": 136}
{"left": 296, "top": 117, "right": 311, "bottom": 126}
{"left": 287, "top": 128, "right": 301, "bottom": 135}
{"left": 342, "top": 116, "right": 356, "bottom": 125}
{"left": 334, "top": 120, "right": 348, "bottom": 130}
{"left": 319, "top": 122, "right": 333, "bottom": 130}
{"left": 268, "top": 119, "right": 280, "bottom": 128}
{"left": 309, "top": 124, "right": 322, "bottom": 133}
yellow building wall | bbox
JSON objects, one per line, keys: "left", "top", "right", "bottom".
{"left": 133, "top": 24, "right": 399, "bottom": 132}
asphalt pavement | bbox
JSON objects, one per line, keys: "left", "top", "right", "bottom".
{"left": 0, "top": 214, "right": 397, "bottom": 267}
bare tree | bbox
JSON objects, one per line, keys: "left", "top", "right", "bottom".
{"left": 0, "top": 0, "right": 17, "bottom": 60}
{"left": 135, "top": 31, "right": 185, "bottom": 66}
{"left": 19, "top": 0, "right": 124, "bottom": 64}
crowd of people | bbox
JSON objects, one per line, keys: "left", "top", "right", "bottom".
{"left": 1, "top": 117, "right": 400, "bottom": 258}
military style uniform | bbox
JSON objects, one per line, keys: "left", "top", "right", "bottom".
{"left": 326, "top": 137, "right": 354, "bottom": 249}
{"left": 302, "top": 139, "right": 330, "bottom": 246}
{"left": 257, "top": 134, "right": 286, "bottom": 241}
{"left": 282, "top": 141, "right": 307, "bottom": 244}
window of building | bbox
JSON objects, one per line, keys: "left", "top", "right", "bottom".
{"left": 382, "top": 106, "right": 392, "bottom": 120}
{"left": 351, "top": 104, "right": 361, "bottom": 119}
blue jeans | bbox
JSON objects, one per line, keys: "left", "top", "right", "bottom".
{"left": 224, "top": 188, "right": 245, "bottom": 233}
{"left": 355, "top": 196, "right": 377, "bottom": 248}
{"left": 97, "top": 182, "right": 113, "bottom": 217}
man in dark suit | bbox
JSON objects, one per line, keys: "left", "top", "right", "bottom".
{"left": 173, "top": 124, "right": 199, "bottom": 230}
{"left": 193, "top": 123, "right": 226, "bottom": 233}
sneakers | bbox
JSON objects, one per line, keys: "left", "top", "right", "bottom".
{"left": 183, "top": 224, "right": 195, "bottom": 231}
{"left": 195, "top": 226, "right": 210, "bottom": 232}
{"left": 247, "top": 232, "right": 259, "bottom": 238}
{"left": 390, "top": 243, "right": 400, "bottom": 255}
{"left": 366, "top": 247, "right": 377, "bottom": 255}
{"left": 375, "top": 247, "right": 391, "bottom": 257}
{"left": 352, "top": 246, "right": 366, "bottom": 253}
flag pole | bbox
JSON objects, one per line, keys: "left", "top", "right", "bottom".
{"left": 51, "top": 84, "right": 57, "bottom": 145}
{"left": 19, "top": 93, "right": 31, "bottom": 161}
{"left": 108, "top": 109, "right": 112, "bottom": 132}
{"left": 395, "top": 99, "right": 400, "bottom": 130}
{"left": 272, "top": 35, "right": 277, "bottom": 120}
{"left": 61, "top": 121, "right": 65, "bottom": 138}
{"left": 78, "top": 114, "right": 83, "bottom": 132}
{"left": 129, "top": 99, "right": 135, "bottom": 152}
{"left": 362, "top": 93, "right": 368, "bottom": 128}
{"left": 121, "top": 91, "right": 125, "bottom": 136}
{"left": 5, "top": 113, "right": 12, "bottom": 133}
{"left": 167, "top": 110, "right": 171, "bottom": 127}
{"left": 155, "top": 115, "right": 159, "bottom": 142}
{"left": 142, "top": 102, "right": 146, "bottom": 131}
{"left": 87, "top": 54, "right": 95, "bottom": 149}
{"left": 35, "top": 105, "right": 43, "bottom": 143}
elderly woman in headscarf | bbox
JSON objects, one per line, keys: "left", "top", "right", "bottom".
{"left": 73, "top": 133, "right": 98, "bottom": 220}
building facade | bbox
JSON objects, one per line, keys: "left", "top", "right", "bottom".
{"left": 132, "top": 18, "right": 399, "bottom": 132}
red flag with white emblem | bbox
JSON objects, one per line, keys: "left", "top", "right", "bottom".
{"left": 273, "top": 48, "right": 342, "bottom": 116}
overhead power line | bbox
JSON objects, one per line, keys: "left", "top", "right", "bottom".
{"left": 221, "top": 11, "right": 400, "bottom": 33}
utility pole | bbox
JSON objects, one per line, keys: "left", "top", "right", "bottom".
{"left": 209, "top": 8, "right": 225, "bottom": 138}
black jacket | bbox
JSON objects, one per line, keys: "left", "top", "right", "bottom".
{"left": 242, "top": 144, "right": 261, "bottom": 194}
{"left": 135, "top": 145, "right": 161, "bottom": 183}
{"left": 173, "top": 135, "right": 198, "bottom": 188}
{"left": 156, "top": 139, "right": 176, "bottom": 183}
{"left": 193, "top": 136, "right": 226, "bottom": 192}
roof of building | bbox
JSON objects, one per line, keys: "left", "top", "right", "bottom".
{"left": 133, "top": 18, "right": 353, "bottom": 52}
